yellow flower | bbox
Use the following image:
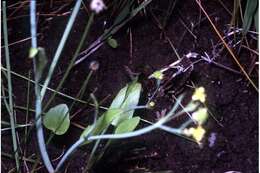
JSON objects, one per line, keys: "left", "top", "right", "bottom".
{"left": 149, "top": 70, "right": 164, "bottom": 80}
{"left": 192, "top": 108, "right": 208, "bottom": 125}
{"left": 148, "top": 101, "right": 155, "bottom": 108}
{"left": 183, "top": 126, "right": 206, "bottom": 143}
{"left": 192, "top": 87, "right": 206, "bottom": 103}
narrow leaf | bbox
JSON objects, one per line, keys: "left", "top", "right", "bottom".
{"left": 113, "top": 0, "right": 134, "bottom": 26}
{"left": 254, "top": 7, "right": 258, "bottom": 33}
{"left": 243, "top": 0, "right": 258, "bottom": 34}
{"left": 109, "top": 84, "right": 128, "bottom": 109}
{"left": 112, "top": 82, "right": 141, "bottom": 126}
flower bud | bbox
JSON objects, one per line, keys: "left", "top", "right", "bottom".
{"left": 89, "top": 61, "right": 99, "bottom": 71}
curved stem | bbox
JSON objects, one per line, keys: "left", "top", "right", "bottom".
{"left": 54, "top": 138, "right": 84, "bottom": 172}
{"left": 87, "top": 99, "right": 181, "bottom": 141}
{"left": 30, "top": 1, "right": 54, "bottom": 172}
{"left": 43, "top": 13, "right": 95, "bottom": 111}
{"left": 55, "top": 94, "right": 99, "bottom": 172}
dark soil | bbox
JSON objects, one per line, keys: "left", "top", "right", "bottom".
{"left": 1, "top": 0, "right": 258, "bottom": 173}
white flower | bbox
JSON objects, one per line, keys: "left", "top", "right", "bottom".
{"left": 90, "top": 0, "right": 106, "bottom": 14}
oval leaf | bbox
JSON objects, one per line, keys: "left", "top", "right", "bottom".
{"left": 115, "top": 116, "right": 140, "bottom": 134}
{"left": 43, "top": 104, "right": 70, "bottom": 135}
{"left": 107, "top": 37, "right": 118, "bottom": 48}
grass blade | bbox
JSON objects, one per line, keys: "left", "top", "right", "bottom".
{"left": 2, "top": 1, "right": 20, "bottom": 172}
{"left": 242, "top": 0, "right": 258, "bottom": 35}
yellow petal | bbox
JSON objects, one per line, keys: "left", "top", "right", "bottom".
{"left": 192, "top": 87, "right": 206, "bottom": 103}
{"left": 191, "top": 126, "right": 206, "bottom": 143}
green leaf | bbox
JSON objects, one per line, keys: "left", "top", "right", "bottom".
{"left": 243, "top": 0, "right": 258, "bottom": 35}
{"left": 254, "top": 7, "right": 258, "bottom": 33}
{"left": 107, "top": 37, "right": 118, "bottom": 48}
{"left": 80, "top": 109, "right": 123, "bottom": 143}
{"left": 149, "top": 70, "right": 164, "bottom": 80}
{"left": 109, "top": 84, "right": 128, "bottom": 109}
{"left": 80, "top": 125, "right": 93, "bottom": 139}
{"left": 111, "top": 81, "right": 142, "bottom": 126}
{"left": 113, "top": 0, "right": 134, "bottom": 26}
{"left": 43, "top": 104, "right": 70, "bottom": 135}
{"left": 115, "top": 116, "right": 140, "bottom": 134}
{"left": 80, "top": 81, "right": 142, "bottom": 144}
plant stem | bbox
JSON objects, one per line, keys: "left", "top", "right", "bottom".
{"left": 43, "top": 13, "right": 95, "bottom": 111}
{"left": 30, "top": 1, "right": 54, "bottom": 172}
{"left": 46, "top": 70, "right": 93, "bottom": 145}
{"left": 1, "top": 67, "right": 108, "bottom": 110}
{"left": 55, "top": 94, "right": 99, "bottom": 172}
{"left": 40, "top": 0, "right": 82, "bottom": 99}
{"left": 54, "top": 138, "right": 85, "bottom": 172}
{"left": 2, "top": 1, "right": 20, "bottom": 172}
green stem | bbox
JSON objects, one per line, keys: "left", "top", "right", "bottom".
{"left": 40, "top": 0, "right": 82, "bottom": 99}
{"left": 2, "top": 1, "right": 20, "bottom": 172}
{"left": 1, "top": 124, "right": 32, "bottom": 132}
{"left": 1, "top": 67, "right": 108, "bottom": 110}
{"left": 54, "top": 94, "right": 99, "bottom": 172}
{"left": 46, "top": 70, "right": 93, "bottom": 145}
{"left": 43, "top": 13, "right": 95, "bottom": 111}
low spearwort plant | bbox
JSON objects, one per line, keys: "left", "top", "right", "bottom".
{"left": 2, "top": 0, "right": 257, "bottom": 172}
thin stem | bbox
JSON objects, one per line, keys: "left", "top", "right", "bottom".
{"left": 24, "top": 71, "right": 31, "bottom": 145}
{"left": 43, "top": 13, "right": 95, "bottom": 111}
{"left": 30, "top": 1, "right": 54, "bottom": 172}
{"left": 87, "top": 99, "right": 181, "bottom": 141}
{"left": 55, "top": 94, "right": 99, "bottom": 172}
{"left": 54, "top": 138, "right": 85, "bottom": 172}
{"left": 55, "top": 95, "right": 183, "bottom": 172}
{"left": 40, "top": 0, "right": 82, "bottom": 99}
{"left": 84, "top": 128, "right": 107, "bottom": 172}
{"left": 1, "top": 67, "right": 108, "bottom": 110}
{"left": 46, "top": 70, "right": 93, "bottom": 145}
{"left": 2, "top": 124, "right": 32, "bottom": 132}
{"left": 74, "top": 0, "right": 153, "bottom": 65}
{"left": 2, "top": 1, "right": 20, "bottom": 172}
